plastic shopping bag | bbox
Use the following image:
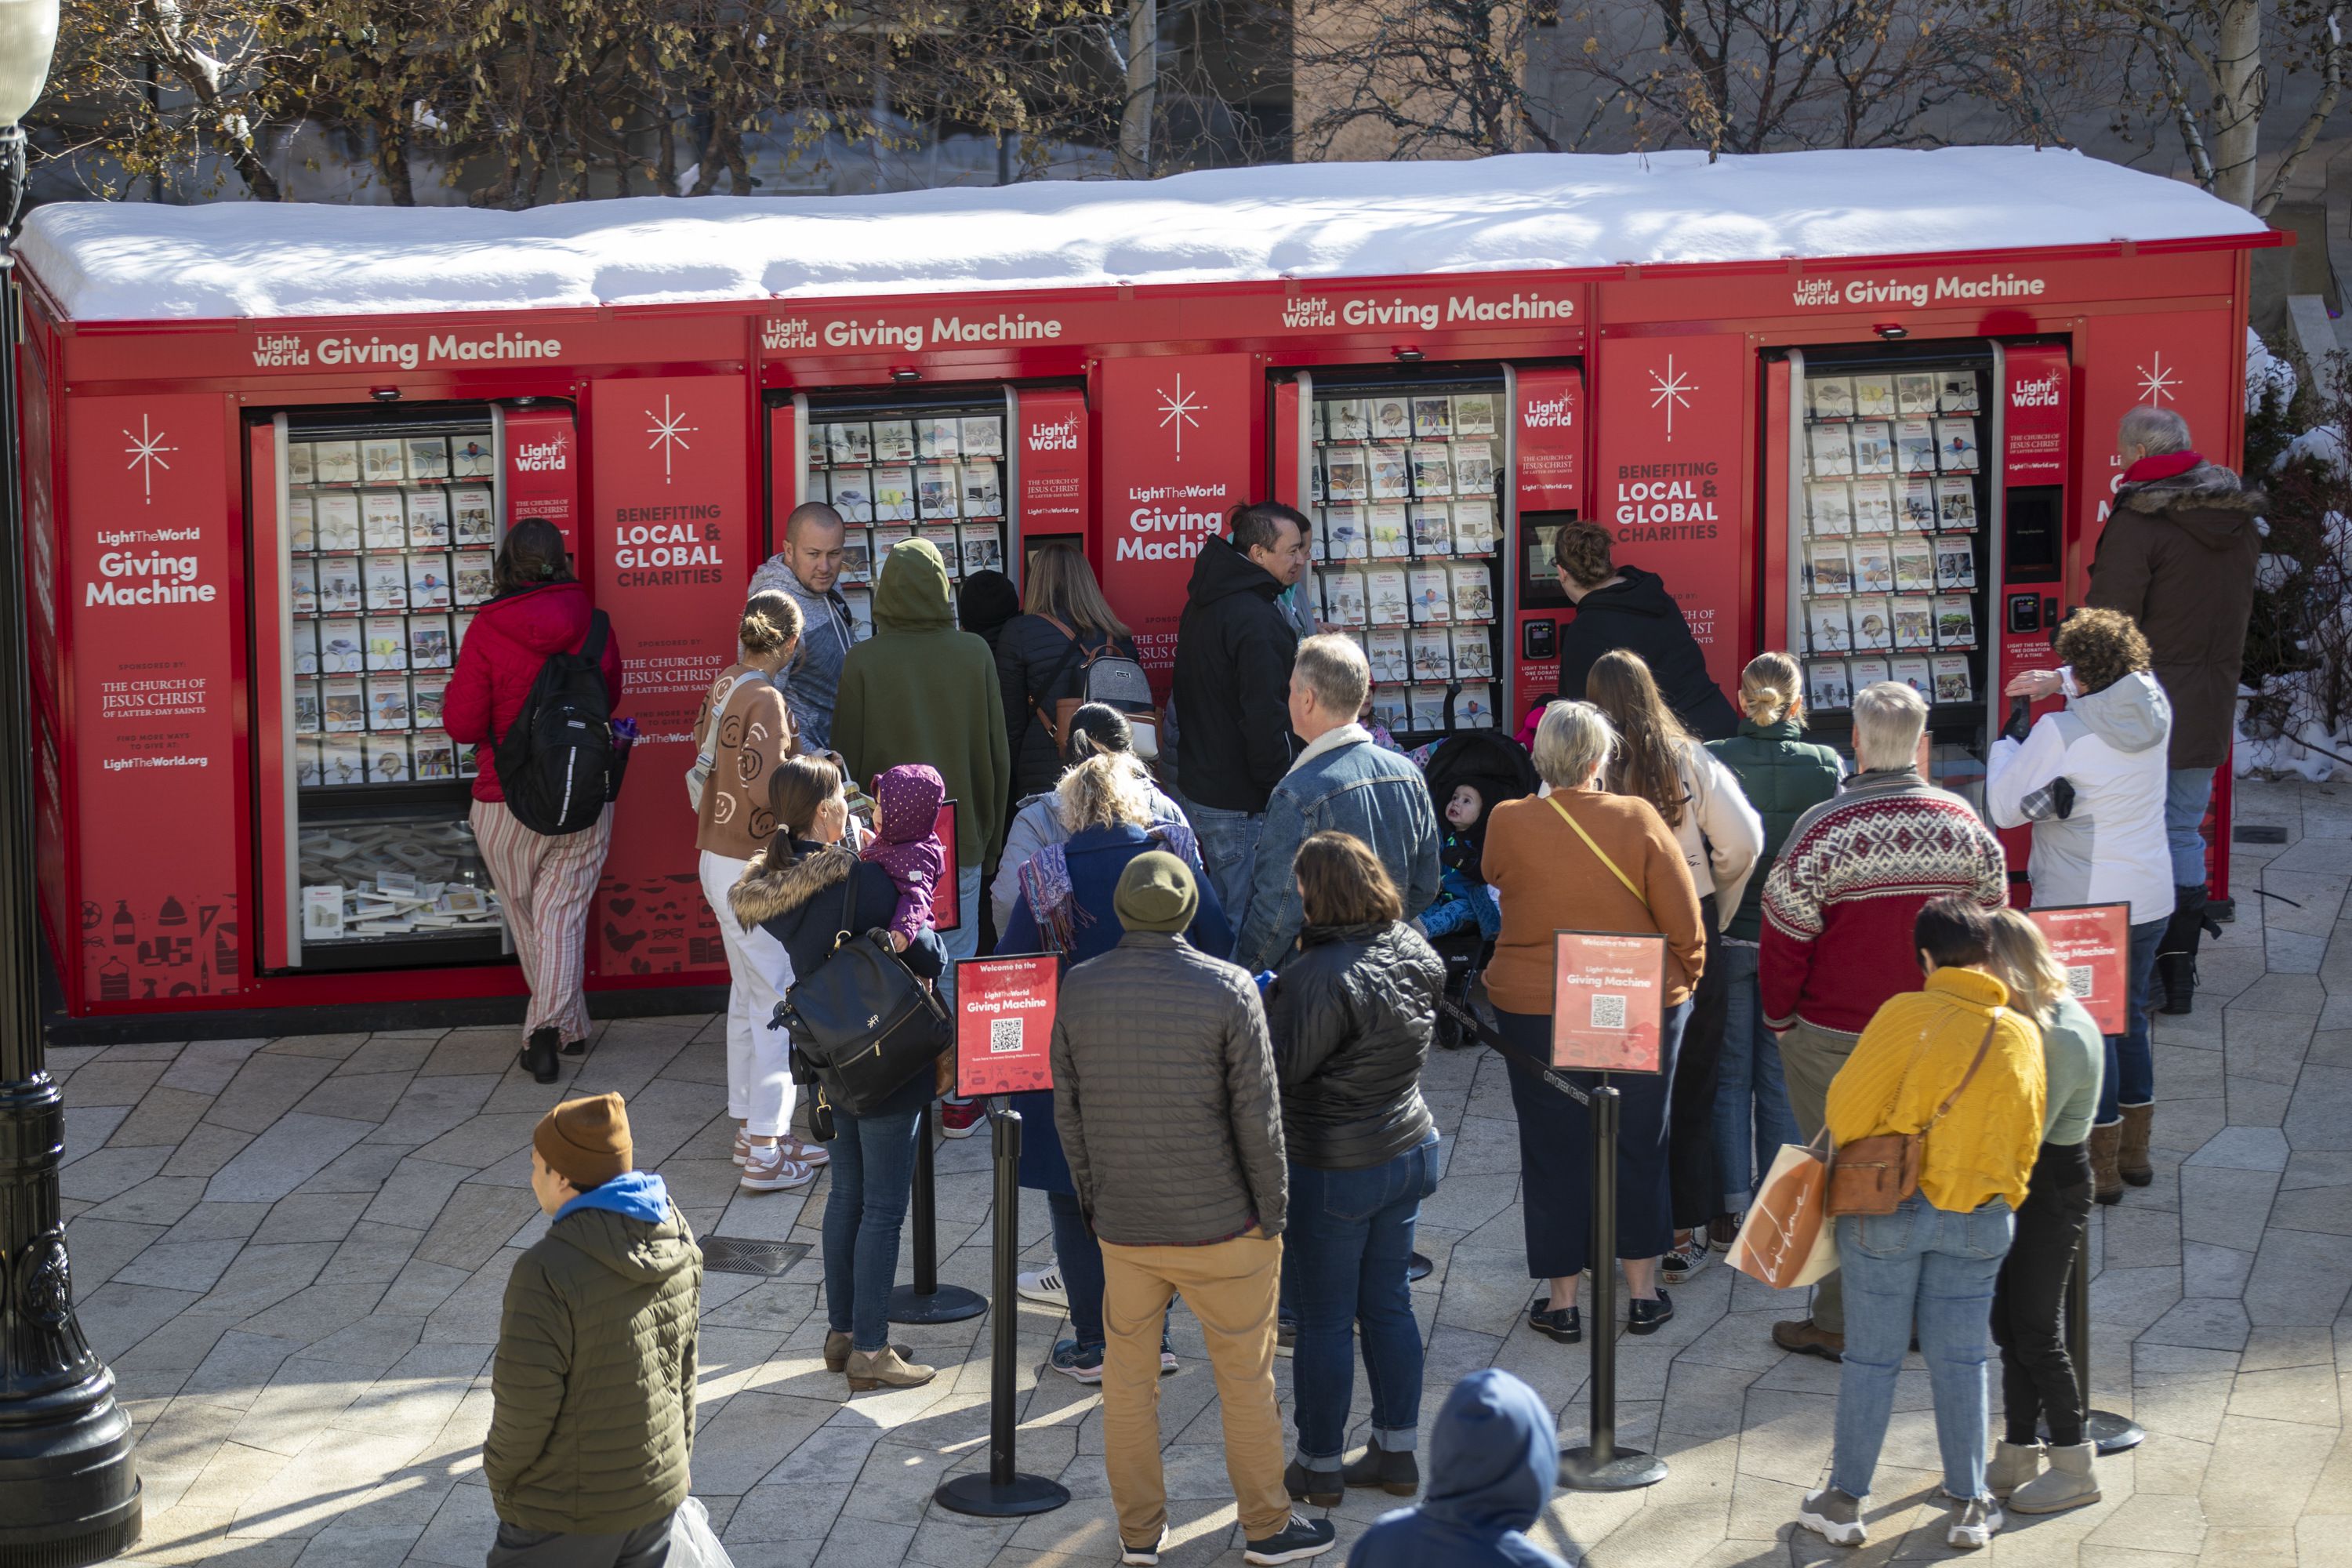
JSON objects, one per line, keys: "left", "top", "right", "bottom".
{"left": 667, "top": 1497, "right": 736, "bottom": 1568}
{"left": 1726, "top": 1137, "right": 1838, "bottom": 1291}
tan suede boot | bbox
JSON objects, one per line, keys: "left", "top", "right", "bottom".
{"left": 846, "top": 1345, "right": 936, "bottom": 1392}
{"left": 2009, "top": 1442, "right": 2100, "bottom": 1513}
{"left": 1985, "top": 1440, "right": 2042, "bottom": 1499}
{"left": 2118, "top": 1102, "right": 2155, "bottom": 1187}
{"left": 2089, "top": 1121, "right": 2123, "bottom": 1205}
{"left": 825, "top": 1331, "right": 913, "bottom": 1374}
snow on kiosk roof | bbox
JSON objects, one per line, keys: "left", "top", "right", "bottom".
{"left": 16, "top": 147, "right": 2272, "bottom": 325}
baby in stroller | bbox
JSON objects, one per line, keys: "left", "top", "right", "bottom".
{"left": 1413, "top": 728, "right": 1537, "bottom": 1048}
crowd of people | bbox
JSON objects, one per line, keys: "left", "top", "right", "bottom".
{"left": 459, "top": 410, "right": 2261, "bottom": 1568}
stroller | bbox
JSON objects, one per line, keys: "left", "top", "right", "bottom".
{"left": 1420, "top": 728, "right": 1539, "bottom": 1049}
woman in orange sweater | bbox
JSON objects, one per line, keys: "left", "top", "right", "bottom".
{"left": 1797, "top": 895, "right": 2044, "bottom": 1555}
{"left": 1483, "top": 701, "right": 1706, "bottom": 1339}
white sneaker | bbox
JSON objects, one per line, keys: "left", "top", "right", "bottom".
{"left": 1017, "top": 1267, "right": 1067, "bottom": 1308}
{"left": 740, "top": 1145, "right": 815, "bottom": 1192}
{"left": 1120, "top": 1526, "right": 1168, "bottom": 1566}
{"left": 1798, "top": 1487, "right": 1868, "bottom": 1546}
{"left": 1947, "top": 1497, "right": 2002, "bottom": 1549}
{"left": 731, "top": 1127, "right": 750, "bottom": 1167}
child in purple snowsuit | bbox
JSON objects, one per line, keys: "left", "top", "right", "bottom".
{"left": 863, "top": 763, "right": 947, "bottom": 952}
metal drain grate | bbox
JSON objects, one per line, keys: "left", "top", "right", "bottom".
{"left": 702, "top": 1237, "right": 811, "bottom": 1276}
{"left": 2235, "top": 825, "right": 2290, "bottom": 844}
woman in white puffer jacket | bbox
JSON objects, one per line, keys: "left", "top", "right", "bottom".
{"left": 1587, "top": 649, "right": 1765, "bottom": 1276}
{"left": 1989, "top": 608, "right": 2174, "bottom": 1203}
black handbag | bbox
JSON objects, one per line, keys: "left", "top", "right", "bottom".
{"left": 770, "top": 873, "right": 950, "bottom": 1116}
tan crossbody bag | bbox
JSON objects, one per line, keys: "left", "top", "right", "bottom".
{"left": 1826, "top": 1011, "right": 2002, "bottom": 1217}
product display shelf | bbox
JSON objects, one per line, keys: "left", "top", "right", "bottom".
{"left": 1308, "top": 379, "right": 1504, "bottom": 736}
{"left": 803, "top": 399, "right": 1011, "bottom": 637}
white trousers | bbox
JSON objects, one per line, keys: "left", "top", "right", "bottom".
{"left": 699, "top": 849, "right": 797, "bottom": 1138}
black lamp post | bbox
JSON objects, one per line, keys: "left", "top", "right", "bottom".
{"left": 0, "top": 2, "right": 144, "bottom": 1561}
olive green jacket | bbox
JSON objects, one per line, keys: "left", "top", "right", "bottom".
{"left": 484, "top": 1185, "right": 702, "bottom": 1535}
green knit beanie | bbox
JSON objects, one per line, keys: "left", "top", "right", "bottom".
{"left": 1114, "top": 850, "right": 1198, "bottom": 934}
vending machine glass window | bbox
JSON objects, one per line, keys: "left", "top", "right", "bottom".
{"left": 1305, "top": 376, "right": 1504, "bottom": 737}
{"left": 1786, "top": 351, "right": 1999, "bottom": 810}
{"left": 800, "top": 397, "right": 1012, "bottom": 637}
{"left": 275, "top": 409, "right": 506, "bottom": 966}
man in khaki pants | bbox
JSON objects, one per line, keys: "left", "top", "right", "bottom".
{"left": 1051, "top": 852, "right": 1336, "bottom": 1566}
{"left": 1759, "top": 682, "right": 2008, "bottom": 1362}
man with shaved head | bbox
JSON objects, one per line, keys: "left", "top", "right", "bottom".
{"left": 750, "top": 501, "right": 860, "bottom": 750}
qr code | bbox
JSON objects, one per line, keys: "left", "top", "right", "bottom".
{"left": 2066, "top": 965, "right": 2094, "bottom": 1000}
{"left": 989, "top": 1018, "right": 1025, "bottom": 1055}
{"left": 1589, "top": 993, "right": 1628, "bottom": 1030}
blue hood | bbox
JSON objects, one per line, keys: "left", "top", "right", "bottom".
{"left": 1350, "top": 1371, "right": 1566, "bottom": 1568}
{"left": 555, "top": 1169, "right": 672, "bottom": 1226}
{"left": 1424, "top": 1370, "right": 1557, "bottom": 1534}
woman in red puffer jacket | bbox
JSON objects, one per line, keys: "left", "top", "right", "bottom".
{"left": 445, "top": 520, "right": 624, "bottom": 1082}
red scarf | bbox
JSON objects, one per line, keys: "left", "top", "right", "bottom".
{"left": 2122, "top": 451, "right": 2202, "bottom": 485}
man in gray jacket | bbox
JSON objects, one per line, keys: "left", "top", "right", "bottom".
{"left": 747, "top": 501, "right": 860, "bottom": 751}
{"left": 1231, "top": 634, "right": 1439, "bottom": 973}
{"left": 1052, "top": 851, "right": 1334, "bottom": 1566}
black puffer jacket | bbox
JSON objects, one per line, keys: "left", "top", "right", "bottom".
{"left": 1174, "top": 536, "right": 1299, "bottom": 813}
{"left": 1265, "top": 920, "right": 1445, "bottom": 1171}
{"left": 996, "top": 612, "right": 1138, "bottom": 797}
{"left": 1559, "top": 566, "right": 1739, "bottom": 740}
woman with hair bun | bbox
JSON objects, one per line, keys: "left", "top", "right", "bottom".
{"left": 691, "top": 589, "right": 820, "bottom": 1194}
{"left": 1703, "top": 652, "right": 1842, "bottom": 1237}
{"left": 445, "top": 519, "right": 623, "bottom": 1086}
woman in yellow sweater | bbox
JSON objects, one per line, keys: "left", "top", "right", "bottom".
{"left": 1797, "top": 895, "right": 2044, "bottom": 1555}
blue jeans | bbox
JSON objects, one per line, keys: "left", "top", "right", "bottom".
{"left": 2100, "top": 916, "right": 2169, "bottom": 1123}
{"left": 2165, "top": 767, "right": 2216, "bottom": 887}
{"left": 1187, "top": 804, "right": 1263, "bottom": 950}
{"left": 1711, "top": 943, "right": 1798, "bottom": 1212}
{"left": 822, "top": 1103, "right": 924, "bottom": 1352}
{"left": 1285, "top": 1135, "right": 1439, "bottom": 1465}
{"left": 1050, "top": 1188, "right": 1108, "bottom": 1348}
{"left": 1831, "top": 1193, "right": 2016, "bottom": 1501}
{"left": 938, "top": 864, "right": 984, "bottom": 1011}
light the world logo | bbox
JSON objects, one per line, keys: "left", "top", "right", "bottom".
{"left": 645, "top": 395, "right": 697, "bottom": 483}
{"left": 1648, "top": 356, "right": 1697, "bottom": 442}
{"left": 2136, "top": 352, "right": 2181, "bottom": 408}
{"left": 123, "top": 416, "right": 176, "bottom": 503}
{"left": 1157, "top": 376, "right": 1204, "bottom": 461}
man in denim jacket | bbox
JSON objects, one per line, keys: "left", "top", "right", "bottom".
{"left": 1231, "top": 635, "right": 1440, "bottom": 972}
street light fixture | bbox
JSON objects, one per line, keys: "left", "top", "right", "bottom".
{"left": 0, "top": 2, "right": 146, "bottom": 1563}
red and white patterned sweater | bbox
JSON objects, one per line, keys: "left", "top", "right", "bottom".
{"left": 1759, "top": 768, "right": 2008, "bottom": 1035}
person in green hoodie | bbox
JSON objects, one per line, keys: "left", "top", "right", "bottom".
{"left": 485, "top": 1093, "right": 703, "bottom": 1567}
{"left": 833, "top": 536, "right": 1011, "bottom": 1029}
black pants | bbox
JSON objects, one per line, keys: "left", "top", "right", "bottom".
{"left": 1668, "top": 900, "right": 1726, "bottom": 1232}
{"left": 1495, "top": 1001, "right": 1686, "bottom": 1279}
{"left": 1991, "top": 1139, "right": 2093, "bottom": 1446}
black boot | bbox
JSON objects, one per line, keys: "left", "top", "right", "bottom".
{"left": 521, "top": 1025, "right": 561, "bottom": 1084}
{"left": 2155, "top": 883, "right": 2220, "bottom": 1016}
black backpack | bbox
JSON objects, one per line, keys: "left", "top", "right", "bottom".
{"left": 493, "top": 610, "right": 624, "bottom": 835}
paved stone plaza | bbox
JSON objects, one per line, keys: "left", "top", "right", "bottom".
{"left": 53, "top": 775, "right": 2352, "bottom": 1566}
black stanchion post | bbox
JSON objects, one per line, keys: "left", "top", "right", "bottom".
{"left": 1559, "top": 1077, "right": 1667, "bottom": 1492}
{"left": 890, "top": 1099, "right": 988, "bottom": 1326}
{"left": 2065, "top": 1228, "right": 2143, "bottom": 1454}
{"left": 936, "top": 1102, "right": 1071, "bottom": 1518}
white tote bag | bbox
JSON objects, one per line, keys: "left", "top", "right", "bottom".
{"left": 1726, "top": 1138, "right": 1840, "bottom": 1291}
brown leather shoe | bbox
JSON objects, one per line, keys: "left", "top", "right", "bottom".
{"left": 1773, "top": 1318, "right": 1844, "bottom": 1362}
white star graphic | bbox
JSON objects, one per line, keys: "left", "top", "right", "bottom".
{"left": 124, "top": 416, "right": 177, "bottom": 503}
{"left": 1649, "top": 355, "right": 1697, "bottom": 441}
{"left": 645, "top": 395, "right": 698, "bottom": 482}
{"left": 2135, "top": 352, "right": 2181, "bottom": 408}
{"left": 1157, "top": 376, "right": 1203, "bottom": 460}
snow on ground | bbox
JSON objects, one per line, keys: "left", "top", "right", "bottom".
{"left": 19, "top": 147, "right": 2269, "bottom": 324}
